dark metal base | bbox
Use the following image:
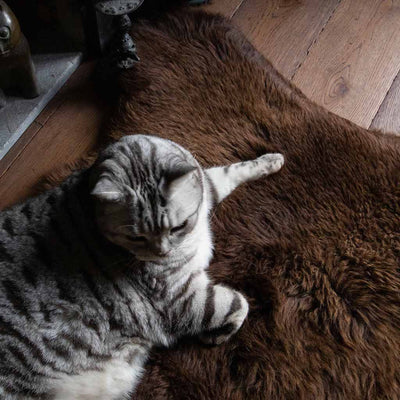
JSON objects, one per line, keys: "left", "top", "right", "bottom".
{"left": 94, "top": 0, "right": 142, "bottom": 70}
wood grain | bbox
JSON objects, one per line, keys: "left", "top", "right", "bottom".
{"left": 0, "top": 63, "right": 106, "bottom": 210}
{"left": 201, "top": 0, "right": 244, "bottom": 18}
{"left": 232, "top": 0, "right": 341, "bottom": 79}
{"left": 35, "top": 64, "right": 97, "bottom": 126}
{"left": 370, "top": 71, "right": 400, "bottom": 134}
{"left": 293, "top": 0, "right": 400, "bottom": 128}
{"left": 0, "top": 122, "right": 42, "bottom": 180}
{"left": 1, "top": 0, "right": 400, "bottom": 211}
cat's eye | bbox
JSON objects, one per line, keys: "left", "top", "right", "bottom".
{"left": 170, "top": 220, "right": 188, "bottom": 234}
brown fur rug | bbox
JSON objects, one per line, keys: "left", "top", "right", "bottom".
{"left": 104, "top": 10, "right": 400, "bottom": 400}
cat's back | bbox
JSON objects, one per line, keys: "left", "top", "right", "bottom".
{"left": 0, "top": 186, "right": 59, "bottom": 283}
{"left": 0, "top": 184, "right": 71, "bottom": 396}
{"left": 0, "top": 171, "right": 109, "bottom": 311}
{"left": 0, "top": 169, "right": 151, "bottom": 399}
{"left": 0, "top": 175, "right": 87, "bottom": 328}
{"left": 0, "top": 174, "right": 79, "bottom": 277}
{"left": 0, "top": 172, "right": 114, "bottom": 397}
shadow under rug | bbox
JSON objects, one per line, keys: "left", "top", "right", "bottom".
{"left": 106, "top": 10, "right": 400, "bottom": 400}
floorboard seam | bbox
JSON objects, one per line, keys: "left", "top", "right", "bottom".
{"left": 0, "top": 124, "right": 44, "bottom": 180}
{"left": 369, "top": 68, "right": 400, "bottom": 130}
{"left": 37, "top": 95, "right": 70, "bottom": 127}
{"left": 290, "top": 0, "right": 343, "bottom": 81}
{"left": 230, "top": 0, "right": 247, "bottom": 19}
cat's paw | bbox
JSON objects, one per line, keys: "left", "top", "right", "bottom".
{"left": 257, "top": 153, "right": 285, "bottom": 175}
{"left": 199, "top": 292, "right": 249, "bottom": 346}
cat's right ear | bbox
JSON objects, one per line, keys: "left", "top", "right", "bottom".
{"left": 91, "top": 177, "right": 123, "bottom": 202}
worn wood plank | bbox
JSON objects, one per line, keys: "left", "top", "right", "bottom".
{"left": 0, "top": 122, "right": 42, "bottom": 180}
{"left": 293, "top": 0, "right": 400, "bottom": 128}
{"left": 0, "top": 63, "right": 106, "bottom": 210}
{"left": 2, "top": 0, "right": 400, "bottom": 211}
{"left": 232, "top": 0, "right": 341, "bottom": 79}
{"left": 370, "top": 71, "right": 400, "bottom": 134}
{"left": 35, "top": 63, "right": 95, "bottom": 126}
{"left": 201, "top": 0, "right": 244, "bottom": 18}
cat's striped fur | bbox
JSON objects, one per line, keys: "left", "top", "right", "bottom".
{"left": 0, "top": 135, "right": 283, "bottom": 399}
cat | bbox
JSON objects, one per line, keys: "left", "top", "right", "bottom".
{"left": 0, "top": 134, "right": 284, "bottom": 400}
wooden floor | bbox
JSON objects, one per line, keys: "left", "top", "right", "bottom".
{"left": 1, "top": 0, "right": 400, "bottom": 209}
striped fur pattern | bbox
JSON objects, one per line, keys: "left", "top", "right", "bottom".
{"left": 0, "top": 135, "right": 283, "bottom": 399}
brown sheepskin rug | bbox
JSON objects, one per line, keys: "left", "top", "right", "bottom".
{"left": 104, "top": 10, "right": 400, "bottom": 400}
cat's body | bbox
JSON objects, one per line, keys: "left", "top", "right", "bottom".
{"left": 0, "top": 135, "right": 283, "bottom": 399}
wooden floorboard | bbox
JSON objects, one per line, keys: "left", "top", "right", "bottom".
{"left": 201, "top": 0, "right": 244, "bottom": 18}
{"left": 292, "top": 0, "right": 400, "bottom": 128}
{"left": 232, "top": 0, "right": 341, "bottom": 79}
{"left": 0, "top": 122, "right": 42, "bottom": 180}
{"left": 1, "top": 0, "right": 400, "bottom": 209}
{"left": 370, "top": 71, "right": 400, "bottom": 134}
{"left": 0, "top": 63, "right": 107, "bottom": 210}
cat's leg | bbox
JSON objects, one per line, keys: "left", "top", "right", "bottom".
{"left": 169, "top": 271, "right": 248, "bottom": 345}
{"left": 198, "top": 283, "right": 249, "bottom": 345}
{"left": 174, "top": 272, "right": 249, "bottom": 345}
{"left": 205, "top": 153, "right": 284, "bottom": 203}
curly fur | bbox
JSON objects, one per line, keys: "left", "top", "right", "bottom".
{"left": 40, "top": 8, "right": 400, "bottom": 400}
{"left": 99, "top": 10, "right": 400, "bottom": 400}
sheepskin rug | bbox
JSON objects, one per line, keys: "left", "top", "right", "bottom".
{"left": 105, "top": 10, "right": 400, "bottom": 400}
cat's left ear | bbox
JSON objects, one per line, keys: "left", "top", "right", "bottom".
{"left": 166, "top": 166, "right": 202, "bottom": 213}
{"left": 91, "top": 177, "right": 124, "bottom": 202}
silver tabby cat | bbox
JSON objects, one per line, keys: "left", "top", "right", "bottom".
{"left": 0, "top": 135, "right": 284, "bottom": 399}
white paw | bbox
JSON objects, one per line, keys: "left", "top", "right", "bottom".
{"left": 257, "top": 153, "right": 284, "bottom": 174}
{"left": 199, "top": 293, "right": 249, "bottom": 346}
{"left": 228, "top": 292, "right": 249, "bottom": 333}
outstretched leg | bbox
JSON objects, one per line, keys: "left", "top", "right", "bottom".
{"left": 205, "top": 153, "right": 284, "bottom": 204}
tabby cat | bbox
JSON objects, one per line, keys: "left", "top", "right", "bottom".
{"left": 0, "top": 135, "right": 284, "bottom": 399}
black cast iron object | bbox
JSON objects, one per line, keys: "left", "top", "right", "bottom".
{"left": 0, "top": 1, "right": 39, "bottom": 103}
{"left": 95, "top": 0, "right": 143, "bottom": 69}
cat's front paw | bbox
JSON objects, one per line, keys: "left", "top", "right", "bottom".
{"left": 257, "top": 153, "right": 285, "bottom": 175}
{"left": 199, "top": 292, "right": 249, "bottom": 346}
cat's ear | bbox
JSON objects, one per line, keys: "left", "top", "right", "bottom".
{"left": 166, "top": 166, "right": 202, "bottom": 210}
{"left": 164, "top": 165, "right": 197, "bottom": 185}
{"left": 91, "top": 177, "right": 124, "bottom": 202}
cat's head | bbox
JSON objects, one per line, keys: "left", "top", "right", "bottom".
{"left": 91, "top": 135, "right": 205, "bottom": 262}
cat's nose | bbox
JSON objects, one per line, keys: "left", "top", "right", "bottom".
{"left": 155, "top": 238, "right": 170, "bottom": 256}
